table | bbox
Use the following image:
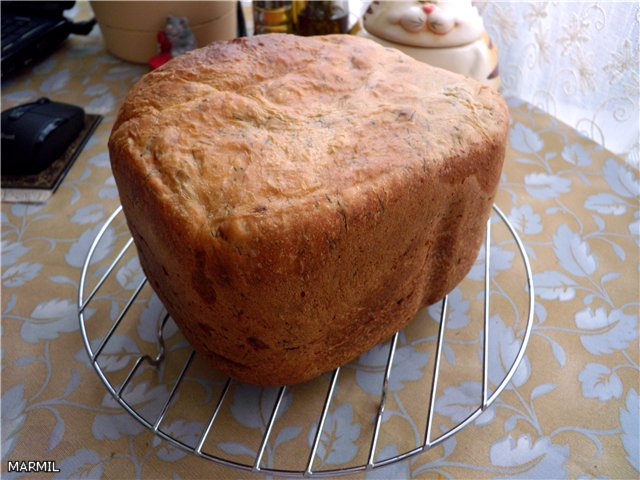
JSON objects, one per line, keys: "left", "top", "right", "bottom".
{"left": 2, "top": 9, "right": 638, "bottom": 480}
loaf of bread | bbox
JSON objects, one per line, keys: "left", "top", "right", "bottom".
{"left": 109, "top": 34, "right": 508, "bottom": 385}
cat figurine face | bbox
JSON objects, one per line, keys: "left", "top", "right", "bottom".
{"left": 363, "top": 0, "right": 485, "bottom": 48}
{"left": 360, "top": 0, "right": 499, "bottom": 88}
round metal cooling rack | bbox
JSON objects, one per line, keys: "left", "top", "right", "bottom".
{"left": 79, "top": 204, "right": 534, "bottom": 478}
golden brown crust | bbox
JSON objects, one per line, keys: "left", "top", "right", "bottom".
{"left": 109, "top": 34, "right": 508, "bottom": 385}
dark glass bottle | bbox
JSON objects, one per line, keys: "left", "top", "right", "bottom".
{"left": 294, "top": 1, "right": 349, "bottom": 36}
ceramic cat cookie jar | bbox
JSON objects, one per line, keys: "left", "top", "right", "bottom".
{"left": 359, "top": 0, "right": 499, "bottom": 88}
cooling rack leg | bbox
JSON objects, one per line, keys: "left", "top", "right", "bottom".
{"left": 253, "top": 386, "right": 287, "bottom": 472}
{"left": 115, "top": 312, "right": 173, "bottom": 396}
{"left": 367, "top": 332, "right": 399, "bottom": 469}
{"left": 423, "top": 295, "right": 449, "bottom": 448}
{"left": 147, "top": 313, "right": 171, "bottom": 367}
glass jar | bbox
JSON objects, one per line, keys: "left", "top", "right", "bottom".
{"left": 253, "top": 1, "right": 294, "bottom": 34}
{"left": 293, "top": 1, "right": 349, "bottom": 36}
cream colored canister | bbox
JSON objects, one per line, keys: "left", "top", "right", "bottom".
{"left": 91, "top": 1, "right": 237, "bottom": 64}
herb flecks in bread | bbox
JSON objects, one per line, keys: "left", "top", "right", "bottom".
{"left": 109, "top": 34, "right": 508, "bottom": 385}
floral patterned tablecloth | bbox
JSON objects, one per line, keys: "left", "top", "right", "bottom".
{"left": 1, "top": 8, "right": 638, "bottom": 480}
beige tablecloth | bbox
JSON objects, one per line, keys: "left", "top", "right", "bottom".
{"left": 2, "top": 11, "right": 638, "bottom": 480}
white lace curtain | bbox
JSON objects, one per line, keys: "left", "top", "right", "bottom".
{"left": 478, "top": 1, "right": 639, "bottom": 165}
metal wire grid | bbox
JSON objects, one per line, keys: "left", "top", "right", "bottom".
{"left": 78, "top": 204, "right": 534, "bottom": 478}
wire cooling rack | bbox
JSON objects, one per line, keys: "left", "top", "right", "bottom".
{"left": 78, "top": 204, "right": 534, "bottom": 477}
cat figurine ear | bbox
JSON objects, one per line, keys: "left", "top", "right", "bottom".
{"left": 360, "top": 0, "right": 500, "bottom": 88}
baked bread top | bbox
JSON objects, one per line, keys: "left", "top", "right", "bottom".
{"left": 109, "top": 34, "right": 507, "bottom": 247}
{"left": 109, "top": 34, "right": 509, "bottom": 384}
